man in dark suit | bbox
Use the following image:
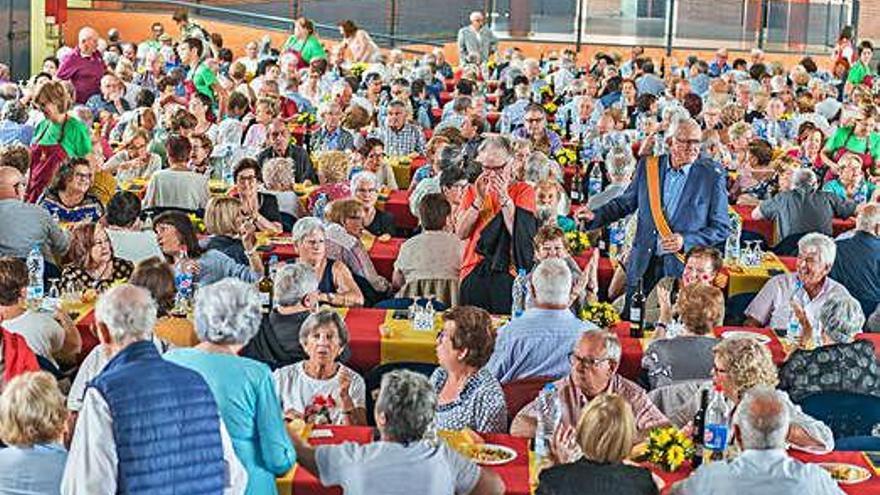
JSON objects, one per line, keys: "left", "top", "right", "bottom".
{"left": 582, "top": 118, "right": 730, "bottom": 313}
{"left": 256, "top": 118, "right": 318, "bottom": 183}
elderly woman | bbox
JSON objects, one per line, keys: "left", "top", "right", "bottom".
{"left": 525, "top": 225, "right": 596, "bottom": 311}
{"left": 103, "top": 126, "right": 161, "bottom": 183}
{"left": 262, "top": 157, "right": 301, "bottom": 222}
{"left": 188, "top": 133, "right": 214, "bottom": 176}
{"left": 165, "top": 278, "right": 297, "bottom": 495}
{"left": 38, "top": 158, "right": 104, "bottom": 223}
{"left": 291, "top": 217, "right": 363, "bottom": 307}
{"left": 787, "top": 122, "right": 826, "bottom": 176}
{"left": 538, "top": 393, "right": 659, "bottom": 495}
{"left": 307, "top": 150, "right": 352, "bottom": 214}
{"left": 822, "top": 152, "right": 876, "bottom": 204}
{"left": 780, "top": 294, "right": 879, "bottom": 400}
{"left": 821, "top": 104, "right": 880, "bottom": 178}
{"left": 0, "top": 372, "right": 68, "bottom": 494}
{"left": 233, "top": 158, "right": 282, "bottom": 233}
{"left": 535, "top": 179, "right": 575, "bottom": 232}
{"left": 291, "top": 369, "right": 505, "bottom": 494}
{"left": 351, "top": 171, "right": 396, "bottom": 237}
{"left": 0, "top": 100, "right": 33, "bottom": 146}
{"left": 410, "top": 135, "right": 452, "bottom": 189}
{"left": 273, "top": 310, "right": 366, "bottom": 425}
{"left": 352, "top": 137, "right": 398, "bottom": 190}
{"left": 325, "top": 199, "right": 391, "bottom": 301}
{"left": 61, "top": 222, "right": 133, "bottom": 292}
{"left": 204, "top": 196, "right": 252, "bottom": 265}
{"left": 641, "top": 284, "right": 723, "bottom": 390}
{"left": 431, "top": 306, "right": 507, "bottom": 433}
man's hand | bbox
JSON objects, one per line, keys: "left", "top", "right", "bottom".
{"left": 660, "top": 234, "right": 684, "bottom": 253}
{"left": 574, "top": 206, "right": 594, "bottom": 223}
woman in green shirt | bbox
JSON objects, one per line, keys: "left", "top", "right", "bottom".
{"left": 845, "top": 40, "right": 875, "bottom": 96}
{"left": 820, "top": 105, "right": 880, "bottom": 180}
{"left": 26, "top": 80, "right": 92, "bottom": 202}
{"left": 282, "top": 17, "right": 327, "bottom": 67}
{"left": 822, "top": 152, "right": 877, "bottom": 204}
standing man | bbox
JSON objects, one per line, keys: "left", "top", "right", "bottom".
{"left": 178, "top": 37, "right": 226, "bottom": 113}
{"left": 56, "top": 27, "right": 106, "bottom": 104}
{"left": 137, "top": 22, "right": 165, "bottom": 60}
{"left": 581, "top": 118, "right": 730, "bottom": 314}
{"left": 457, "top": 12, "right": 497, "bottom": 66}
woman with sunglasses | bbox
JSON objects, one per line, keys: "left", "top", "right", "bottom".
{"left": 38, "top": 158, "right": 104, "bottom": 223}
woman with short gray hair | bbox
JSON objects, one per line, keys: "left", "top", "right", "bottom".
{"left": 165, "top": 278, "right": 297, "bottom": 493}
{"left": 351, "top": 170, "right": 396, "bottom": 236}
{"left": 262, "top": 157, "right": 301, "bottom": 219}
{"left": 779, "top": 294, "right": 880, "bottom": 401}
{"left": 291, "top": 216, "right": 364, "bottom": 307}
{"left": 273, "top": 309, "right": 366, "bottom": 425}
{"left": 290, "top": 369, "right": 505, "bottom": 495}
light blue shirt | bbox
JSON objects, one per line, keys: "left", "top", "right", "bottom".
{"left": 671, "top": 449, "right": 844, "bottom": 495}
{"left": 486, "top": 307, "right": 597, "bottom": 384}
{"left": 0, "top": 443, "right": 67, "bottom": 495}
{"left": 656, "top": 161, "right": 693, "bottom": 254}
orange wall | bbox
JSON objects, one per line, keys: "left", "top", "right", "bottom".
{"left": 64, "top": 9, "right": 828, "bottom": 71}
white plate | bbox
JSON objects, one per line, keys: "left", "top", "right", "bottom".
{"left": 460, "top": 443, "right": 518, "bottom": 466}
{"left": 721, "top": 330, "right": 772, "bottom": 345}
{"left": 818, "top": 462, "right": 872, "bottom": 484}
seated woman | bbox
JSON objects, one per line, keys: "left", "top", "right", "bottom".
{"left": 525, "top": 225, "right": 597, "bottom": 312}
{"left": 780, "top": 294, "right": 880, "bottom": 401}
{"left": 307, "top": 150, "right": 353, "bottom": 215}
{"left": 822, "top": 152, "right": 876, "bottom": 204}
{"left": 352, "top": 137, "right": 399, "bottom": 190}
{"left": 130, "top": 257, "right": 198, "bottom": 347}
{"left": 61, "top": 222, "right": 134, "bottom": 292}
{"left": 0, "top": 257, "right": 81, "bottom": 367}
{"left": 352, "top": 171, "right": 396, "bottom": 237}
{"left": 431, "top": 306, "right": 507, "bottom": 433}
{"left": 0, "top": 372, "right": 68, "bottom": 495}
{"left": 324, "top": 199, "right": 391, "bottom": 302}
{"left": 38, "top": 158, "right": 104, "bottom": 223}
{"left": 204, "top": 196, "right": 250, "bottom": 266}
{"left": 165, "top": 278, "right": 296, "bottom": 494}
{"left": 101, "top": 127, "right": 161, "bottom": 183}
{"left": 537, "top": 393, "right": 660, "bottom": 495}
{"left": 233, "top": 158, "right": 282, "bottom": 232}
{"left": 261, "top": 157, "right": 302, "bottom": 223}
{"left": 641, "top": 284, "right": 723, "bottom": 390}
{"left": 291, "top": 217, "right": 363, "bottom": 307}
{"left": 152, "top": 210, "right": 262, "bottom": 286}
{"left": 534, "top": 179, "right": 576, "bottom": 232}
{"left": 409, "top": 135, "right": 451, "bottom": 189}
{"left": 273, "top": 310, "right": 366, "bottom": 425}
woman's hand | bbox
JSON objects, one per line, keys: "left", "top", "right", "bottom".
{"left": 657, "top": 285, "right": 673, "bottom": 324}
{"left": 338, "top": 367, "right": 352, "bottom": 400}
{"left": 240, "top": 218, "right": 258, "bottom": 251}
{"left": 549, "top": 423, "right": 580, "bottom": 465}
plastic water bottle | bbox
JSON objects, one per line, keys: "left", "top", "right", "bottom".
{"left": 787, "top": 280, "right": 804, "bottom": 339}
{"left": 702, "top": 384, "right": 730, "bottom": 464}
{"left": 223, "top": 161, "right": 234, "bottom": 186}
{"left": 42, "top": 279, "right": 61, "bottom": 312}
{"left": 26, "top": 244, "right": 45, "bottom": 310}
{"left": 268, "top": 255, "right": 279, "bottom": 280}
{"left": 534, "top": 383, "right": 562, "bottom": 462}
{"left": 725, "top": 210, "right": 742, "bottom": 263}
{"left": 511, "top": 268, "right": 528, "bottom": 318}
{"left": 313, "top": 193, "right": 329, "bottom": 220}
{"left": 587, "top": 163, "right": 603, "bottom": 198}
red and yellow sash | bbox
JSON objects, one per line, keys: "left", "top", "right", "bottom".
{"left": 645, "top": 156, "right": 686, "bottom": 264}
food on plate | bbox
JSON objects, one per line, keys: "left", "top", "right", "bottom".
{"left": 458, "top": 443, "right": 517, "bottom": 465}
{"left": 819, "top": 463, "right": 871, "bottom": 484}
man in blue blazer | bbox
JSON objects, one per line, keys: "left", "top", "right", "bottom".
{"left": 582, "top": 118, "right": 730, "bottom": 314}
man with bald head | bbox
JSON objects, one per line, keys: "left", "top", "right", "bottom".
{"left": 57, "top": 27, "right": 106, "bottom": 104}
{"left": 671, "top": 386, "right": 843, "bottom": 494}
{"left": 0, "top": 166, "right": 69, "bottom": 261}
{"left": 582, "top": 118, "right": 730, "bottom": 313}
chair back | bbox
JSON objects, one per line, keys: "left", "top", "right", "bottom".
{"left": 797, "top": 391, "right": 880, "bottom": 439}
{"left": 397, "top": 278, "right": 460, "bottom": 308}
{"left": 502, "top": 376, "right": 552, "bottom": 427}
{"left": 363, "top": 361, "right": 439, "bottom": 426}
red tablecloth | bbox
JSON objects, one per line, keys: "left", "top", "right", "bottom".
{"left": 263, "top": 237, "right": 404, "bottom": 280}
{"left": 280, "top": 426, "right": 531, "bottom": 495}
{"left": 734, "top": 204, "right": 856, "bottom": 244}
{"left": 572, "top": 249, "right": 615, "bottom": 292}
{"left": 382, "top": 190, "right": 418, "bottom": 231}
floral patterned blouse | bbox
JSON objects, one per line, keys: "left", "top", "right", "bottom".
{"left": 60, "top": 258, "right": 133, "bottom": 292}
{"left": 430, "top": 367, "right": 508, "bottom": 433}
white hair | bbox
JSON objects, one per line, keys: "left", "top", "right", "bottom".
{"left": 78, "top": 27, "right": 98, "bottom": 43}
{"left": 469, "top": 11, "right": 483, "bottom": 22}
{"left": 577, "top": 329, "right": 622, "bottom": 363}
{"left": 791, "top": 168, "right": 818, "bottom": 191}
{"left": 856, "top": 203, "right": 880, "bottom": 234}
{"left": 532, "top": 258, "right": 573, "bottom": 306}
{"left": 317, "top": 100, "right": 342, "bottom": 117}
{"left": 376, "top": 370, "right": 436, "bottom": 443}
{"left": 194, "top": 278, "right": 262, "bottom": 345}
{"left": 291, "top": 216, "right": 326, "bottom": 243}
{"left": 275, "top": 262, "right": 319, "bottom": 307}
{"left": 298, "top": 309, "right": 350, "bottom": 349}
{"left": 95, "top": 284, "right": 157, "bottom": 343}
{"left": 733, "top": 386, "right": 790, "bottom": 450}
{"left": 350, "top": 170, "right": 378, "bottom": 192}
{"left": 819, "top": 294, "right": 865, "bottom": 344}
{"left": 798, "top": 232, "right": 836, "bottom": 266}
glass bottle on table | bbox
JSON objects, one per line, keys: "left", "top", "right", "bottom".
{"left": 629, "top": 277, "right": 646, "bottom": 338}
{"left": 691, "top": 388, "right": 710, "bottom": 468}
{"left": 257, "top": 263, "right": 274, "bottom": 314}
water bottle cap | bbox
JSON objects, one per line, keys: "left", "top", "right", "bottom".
{"left": 517, "top": 268, "right": 527, "bottom": 276}
{"left": 543, "top": 383, "right": 556, "bottom": 392}
{"left": 713, "top": 383, "right": 723, "bottom": 392}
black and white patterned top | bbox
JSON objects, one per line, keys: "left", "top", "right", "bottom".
{"left": 779, "top": 340, "right": 880, "bottom": 402}
{"left": 61, "top": 258, "right": 133, "bottom": 293}
{"left": 430, "top": 367, "right": 508, "bottom": 433}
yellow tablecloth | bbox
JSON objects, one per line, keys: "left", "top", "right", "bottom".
{"left": 726, "top": 252, "right": 790, "bottom": 297}
{"left": 379, "top": 310, "right": 441, "bottom": 366}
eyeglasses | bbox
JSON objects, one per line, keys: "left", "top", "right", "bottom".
{"left": 237, "top": 174, "right": 258, "bottom": 183}
{"left": 569, "top": 352, "right": 610, "bottom": 369}
{"left": 74, "top": 172, "right": 93, "bottom": 181}
{"left": 674, "top": 138, "right": 701, "bottom": 148}
{"left": 356, "top": 187, "right": 377, "bottom": 194}
{"left": 524, "top": 117, "right": 544, "bottom": 124}
{"left": 712, "top": 364, "right": 728, "bottom": 375}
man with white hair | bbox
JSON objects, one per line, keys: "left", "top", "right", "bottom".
{"left": 61, "top": 284, "right": 246, "bottom": 494}
{"left": 456, "top": 11, "right": 497, "bottom": 65}
{"left": 487, "top": 258, "right": 598, "bottom": 384}
{"left": 671, "top": 386, "right": 843, "bottom": 494}
{"left": 745, "top": 232, "right": 852, "bottom": 332}
{"left": 310, "top": 101, "right": 355, "bottom": 152}
{"left": 753, "top": 168, "right": 857, "bottom": 254}
{"left": 830, "top": 203, "right": 880, "bottom": 318}
{"left": 56, "top": 26, "right": 106, "bottom": 104}
{"left": 707, "top": 48, "right": 730, "bottom": 78}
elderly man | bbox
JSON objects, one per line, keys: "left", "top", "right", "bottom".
{"left": 487, "top": 258, "right": 597, "bottom": 384}
{"left": 620, "top": 45, "right": 645, "bottom": 78}
{"left": 498, "top": 81, "right": 532, "bottom": 134}
{"left": 744, "top": 233, "right": 851, "bottom": 332}
{"left": 830, "top": 203, "right": 880, "bottom": 318}
{"left": 512, "top": 103, "right": 563, "bottom": 157}
{"left": 582, "top": 118, "right": 730, "bottom": 314}
{"left": 456, "top": 135, "right": 537, "bottom": 314}
{"left": 85, "top": 74, "right": 129, "bottom": 118}
{"left": 511, "top": 329, "right": 669, "bottom": 438}
{"left": 670, "top": 387, "right": 843, "bottom": 495}
{"left": 707, "top": 48, "right": 731, "bottom": 78}
{"left": 635, "top": 58, "right": 666, "bottom": 96}
{"left": 753, "top": 168, "right": 857, "bottom": 255}
{"left": 456, "top": 11, "right": 497, "bottom": 65}
{"left": 256, "top": 118, "right": 317, "bottom": 183}
{"left": 57, "top": 27, "right": 106, "bottom": 104}
{"left": 0, "top": 166, "right": 69, "bottom": 260}
{"left": 61, "top": 285, "right": 247, "bottom": 494}
{"left": 779, "top": 294, "right": 879, "bottom": 401}
{"left": 556, "top": 95, "right": 599, "bottom": 141}
{"left": 370, "top": 100, "right": 426, "bottom": 157}
{"left": 292, "top": 369, "right": 505, "bottom": 495}
{"left": 310, "top": 101, "right": 355, "bottom": 152}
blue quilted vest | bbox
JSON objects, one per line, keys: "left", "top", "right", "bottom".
{"left": 90, "top": 340, "right": 227, "bottom": 494}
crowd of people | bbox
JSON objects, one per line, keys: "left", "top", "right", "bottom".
{"left": 0, "top": 7, "right": 878, "bottom": 494}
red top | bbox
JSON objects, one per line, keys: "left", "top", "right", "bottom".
{"left": 1, "top": 326, "right": 40, "bottom": 385}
